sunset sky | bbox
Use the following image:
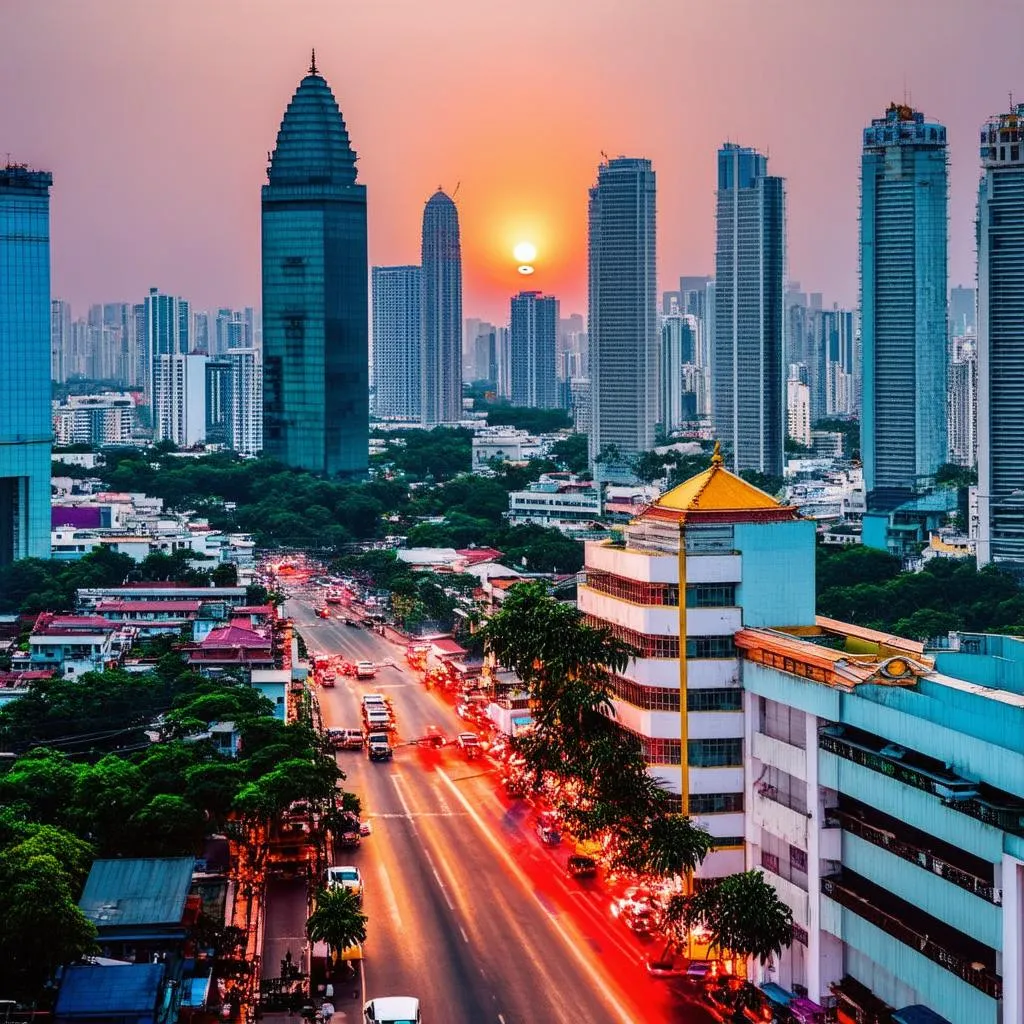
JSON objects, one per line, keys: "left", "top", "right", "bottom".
{"left": 2, "top": 0, "right": 1022, "bottom": 323}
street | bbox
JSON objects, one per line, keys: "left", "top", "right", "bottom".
{"left": 284, "top": 597, "right": 719, "bottom": 1024}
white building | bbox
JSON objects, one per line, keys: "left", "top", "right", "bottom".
{"left": 227, "top": 348, "right": 263, "bottom": 453}
{"left": 154, "top": 353, "right": 208, "bottom": 447}
{"left": 787, "top": 374, "right": 812, "bottom": 447}
{"left": 53, "top": 393, "right": 135, "bottom": 446}
{"left": 507, "top": 473, "right": 602, "bottom": 535}
{"left": 472, "top": 428, "right": 542, "bottom": 472}
{"left": 372, "top": 265, "right": 421, "bottom": 420}
{"left": 948, "top": 334, "right": 977, "bottom": 469}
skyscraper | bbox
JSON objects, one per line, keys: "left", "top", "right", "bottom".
{"left": 712, "top": 144, "right": 785, "bottom": 476}
{"left": 510, "top": 291, "right": 559, "bottom": 409}
{"left": 155, "top": 353, "right": 208, "bottom": 447}
{"left": 227, "top": 348, "right": 264, "bottom": 454}
{"left": 372, "top": 265, "right": 421, "bottom": 421}
{"left": 977, "top": 103, "right": 1024, "bottom": 566}
{"left": 144, "top": 287, "right": 186, "bottom": 408}
{"left": 421, "top": 190, "right": 463, "bottom": 425}
{"left": 587, "top": 157, "right": 658, "bottom": 474}
{"left": 0, "top": 164, "right": 53, "bottom": 564}
{"left": 262, "top": 54, "right": 368, "bottom": 476}
{"left": 860, "top": 103, "right": 948, "bottom": 503}
{"left": 51, "top": 298, "right": 70, "bottom": 384}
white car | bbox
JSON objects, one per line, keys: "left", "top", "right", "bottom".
{"left": 325, "top": 864, "right": 364, "bottom": 901}
{"left": 363, "top": 996, "right": 420, "bottom": 1023}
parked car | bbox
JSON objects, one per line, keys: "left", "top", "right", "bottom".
{"left": 567, "top": 855, "right": 597, "bottom": 878}
{"left": 334, "top": 812, "right": 361, "bottom": 848}
{"left": 457, "top": 732, "right": 481, "bottom": 758}
{"left": 325, "top": 864, "right": 364, "bottom": 901}
{"left": 345, "top": 618, "right": 360, "bottom": 628}
{"left": 366, "top": 731, "right": 393, "bottom": 761}
{"left": 421, "top": 725, "right": 446, "bottom": 748}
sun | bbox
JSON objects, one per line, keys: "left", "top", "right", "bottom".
{"left": 513, "top": 241, "right": 537, "bottom": 264}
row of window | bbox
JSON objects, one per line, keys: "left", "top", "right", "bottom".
{"left": 584, "top": 570, "right": 736, "bottom": 610}
{"left": 689, "top": 792, "right": 744, "bottom": 814}
{"left": 616, "top": 725, "right": 744, "bottom": 768}
{"left": 584, "top": 616, "right": 737, "bottom": 661}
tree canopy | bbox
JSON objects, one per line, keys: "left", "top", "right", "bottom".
{"left": 484, "top": 405, "right": 572, "bottom": 434}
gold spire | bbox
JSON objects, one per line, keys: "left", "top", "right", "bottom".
{"left": 711, "top": 439, "right": 723, "bottom": 465}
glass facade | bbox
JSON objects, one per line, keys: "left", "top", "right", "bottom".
{"left": 262, "top": 66, "right": 368, "bottom": 477}
{"left": 510, "top": 290, "right": 559, "bottom": 409}
{"left": 372, "top": 265, "right": 421, "bottom": 421}
{"left": 0, "top": 165, "right": 53, "bottom": 565}
{"left": 860, "top": 104, "right": 948, "bottom": 500}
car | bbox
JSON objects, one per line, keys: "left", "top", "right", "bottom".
{"left": 345, "top": 618, "right": 360, "bottom": 629}
{"left": 356, "top": 660, "right": 376, "bottom": 679}
{"left": 535, "top": 812, "right": 562, "bottom": 845}
{"left": 334, "top": 813, "right": 361, "bottom": 848}
{"left": 368, "top": 738, "right": 393, "bottom": 762}
{"left": 361, "top": 694, "right": 389, "bottom": 708}
{"left": 457, "top": 731, "right": 480, "bottom": 752}
{"left": 363, "top": 996, "right": 420, "bottom": 1024}
{"left": 325, "top": 864, "right": 363, "bottom": 901}
{"left": 421, "top": 725, "right": 446, "bottom": 748}
{"left": 364, "top": 709, "right": 393, "bottom": 731}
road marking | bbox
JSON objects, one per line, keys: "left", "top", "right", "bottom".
{"left": 435, "top": 767, "right": 639, "bottom": 1024}
{"left": 390, "top": 776, "right": 418, "bottom": 832}
{"left": 460, "top": 925, "right": 470, "bottom": 943}
{"left": 369, "top": 811, "right": 465, "bottom": 819}
{"left": 421, "top": 846, "right": 456, "bottom": 910}
{"left": 375, "top": 861, "right": 403, "bottom": 932}
{"left": 498, "top": 1013, "right": 506, "bottom": 1023}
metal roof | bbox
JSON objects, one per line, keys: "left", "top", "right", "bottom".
{"left": 80, "top": 857, "right": 194, "bottom": 929}
{"left": 55, "top": 963, "right": 164, "bottom": 1018}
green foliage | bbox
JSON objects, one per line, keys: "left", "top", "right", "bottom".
{"left": 682, "top": 870, "right": 794, "bottom": 964}
{"left": 373, "top": 427, "right": 473, "bottom": 481}
{"left": 738, "top": 469, "right": 785, "bottom": 498}
{"left": 0, "top": 546, "right": 136, "bottom": 613}
{"left": 935, "top": 462, "right": 978, "bottom": 488}
{"left": 548, "top": 433, "right": 589, "bottom": 475}
{"left": 485, "top": 406, "right": 572, "bottom": 434}
{"left": 306, "top": 886, "right": 368, "bottom": 953}
{"left": 816, "top": 544, "right": 1024, "bottom": 637}
{"left": 813, "top": 417, "right": 859, "bottom": 459}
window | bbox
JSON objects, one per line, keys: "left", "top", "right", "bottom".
{"left": 686, "top": 636, "right": 736, "bottom": 659}
{"left": 688, "top": 738, "right": 742, "bottom": 767}
{"left": 686, "top": 583, "right": 737, "bottom": 608}
{"left": 583, "top": 616, "right": 679, "bottom": 659}
{"left": 790, "top": 845, "right": 808, "bottom": 872}
{"left": 761, "top": 851, "right": 780, "bottom": 874}
{"left": 608, "top": 675, "right": 680, "bottom": 712}
{"left": 689, "top": 792, "right": 743, "bottom": 814}
{"left": 586, "top": 570, "right": 678, "bottom": 606}
{"left": 687, "top": 688, "right": 742, "bottom": 712}
{"left": 685, "top": 524, "right": 734, "bottom": 553}
{"left": 710, "top": 836, "right": 744, "bottom": 849}
{"left": 759, "top": 697, "right": 807, "bottom": 748}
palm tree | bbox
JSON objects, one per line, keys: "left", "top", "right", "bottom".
{"left": 614, "top": 813, "right": 714, "bottom": 878}
{"left": 684, "top": 870, "right": 794, "bottom": 965}
{"left": 306, "top": 886, "right": 367, "bottom": 957}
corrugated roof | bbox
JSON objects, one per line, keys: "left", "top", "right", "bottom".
{"left": 55, "top": 963, "right": 165, "bottom": 1017}
{"left": 80, "top": 857, "right": 194, "bottom": 928}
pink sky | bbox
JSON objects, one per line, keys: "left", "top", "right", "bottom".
{"left": 2, "top": 0, "right": 1020, "bottom": 323}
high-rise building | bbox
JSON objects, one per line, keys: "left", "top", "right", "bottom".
{"left": 155, "top": 353, "right": 208, "bottom": 447}
{"left": 977, "top": 103, "right": 1024, "bottom": 566}
{"left": 860, "top": 104, "right": 948, "bottom": 503}
{"left": 713, "top": 145, "right": 785, "bottom": 476}
{"left": 51, "top": 299, "right": 71, "bottom": 384}
{"left": 193, "top": 310, "right": 210, "bottom": 354}
{"left": 949, "top": 284, "right": 976, "bottom": 341}
{"left": 558, "top": 313, "right": 587, "bottom": 381}
{"left": 510, "top": 291, "right": 558, "bottom": 409}
{"left": 421, "top": 189, "right": 463, "bottom": 425}
{"left": 473, "top": 323, "right": 498, "bottom": 387}
{"left": 227, "top": 348, "right": 263, "bottom": 454}
{"left": 372, "top": 265, "right": 421, "bottom": 421}
{"left": 786, "top": 369, "right": 812, "bottom": 447}
{"left": 0, "top": 164, "right": 53, "bottom": 564}
{"left": 948, "top": 334, "right": 977, "bottom": 469}
{"left": 820, "top": 307, "right": 857, "bottom": 419}
{"left": 587, "top": 157, "right": 658, "bottom": 475}
{"left": 205, "top": 359, "right": 233, "bottom": 445}
{"left": 262, "top": 55, "right": 368, "bottom": 476}
{"left": 144, "top": 287, "right": 187, "bottom": 408}
{"left": 495, "top": 326, "right": 511, "bottom": 400}
{"left": 660, "top": 314, "right": 686, "bottom": 433}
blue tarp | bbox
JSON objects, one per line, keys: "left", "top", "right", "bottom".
{"left": 759, "top": 982, "right": 794, "bottom": 1007}
{"left": 56, "top": 963, "right": 165, "bottom": 1020}
{"left": 892, "top": 1006, "right": 953, "bottom": 1024}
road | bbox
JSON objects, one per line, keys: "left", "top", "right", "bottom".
{"left": 286, "top": 596, "right": 719, "bottom": 1024}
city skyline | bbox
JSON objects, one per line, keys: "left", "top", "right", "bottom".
{"left": 3, "top": 1, "right": 1021, "bottom": 322}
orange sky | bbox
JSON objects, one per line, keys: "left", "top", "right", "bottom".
{"left": 2, "top": 0, "right": 1021, "bottom": 323}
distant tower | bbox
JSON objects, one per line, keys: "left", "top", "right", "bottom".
{"left": 372, "top": 265, "right": 422, "bottom": 421}
{"left": 420, "top": 190, "right": 463, "bottom": 425}
{"left": 0, "top": 164, "right": 53, "bottom": 563}
{"left": 977, "top": 102, "right": 1024, "bottom": 566}
{"left": 713, "top": 144, "right": 785, "bottom": 477}
{"left": 587, "top": 157, "right": 658, "bottom": 477}
{"left": 860, "top": 103, "right": 948, "bottom": 504}
{"left": 261, "top": 54, "right": 368, "bottom": 476}
{"left": 510, "top": 291, "right": 559, "bottom": 409}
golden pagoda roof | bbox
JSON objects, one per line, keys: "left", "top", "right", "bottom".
{"left": 648, "top": 441, "right": 783, "bottom": 514}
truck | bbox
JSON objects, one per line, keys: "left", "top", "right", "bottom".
{"left": 356, "top": 661, "right": 376, "bottom": 680}
{"left": 363, "top": 997, "right": 420, "bottom": 1023}
{"left": 321, "top": 669, "right": 337, "bottom": 688}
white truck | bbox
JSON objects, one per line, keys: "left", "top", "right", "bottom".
{"left": 356, "top": 660, "right": 377, "bottom": 680}
{"left": 363, "top": 996, "right": 420, "bottom": 1023}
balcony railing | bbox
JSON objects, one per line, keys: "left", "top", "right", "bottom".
{"left": 821, "top": 875, "right": 1002, "bottom": 999}
{"left": 820, "top": 730, "right": 1024, "bottom": 840}
{"left": 827, "top": 809, "right": 1000, "bottom": 905}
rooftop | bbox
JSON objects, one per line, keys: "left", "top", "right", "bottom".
{"left": 199, "top": 625, "right": 271, "bottom": 650}
{"left": 55, "top": 963, "right": 165, "bottom": 1019}
{"left": 79, "top": 857, "right": 195, "bottom": 930}
{"left": 33, "top": 614, "right": 116, "bottom": 636}
{"left": 96, "top": 600, "right": 204, "bottom": 613}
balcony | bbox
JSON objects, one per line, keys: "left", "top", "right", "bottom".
{"left": 820, "top": 726, "right": 1024, "bottom": 840}
{"left": 821, "top": 873, "right": 1002, "bottom": 999}
{"left": 752, "top": 785, "right": 809, "bottom": 849}
{"left": 827, "top": 807, "right": 1000, "bottom": 905}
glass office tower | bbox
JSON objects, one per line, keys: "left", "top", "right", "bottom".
{"left": 262, "top": 56, "right": 368, "bottom": 476}
{"left": 0, "top": 164, "right": 53, "bottom": 565}
{"left": 860, "top": 104, "right": 948, "bottom": 504}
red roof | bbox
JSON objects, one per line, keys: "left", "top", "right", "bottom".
{"left": 200, "top": 625, "right": 271, "bottom": 650}
{"left": 33, "top": 614, "right": 115, "bottom": 636}
{"left": 96, "top": 600, "right": 204, "bottom": 613}
{"left": 455, "top": 547, "right": 504, "bottom": 566}
{"left": 233, "top": 605, "right": 274, "bottom": 615}
{"left": 430, "top": 637, "right": 467, "bottom": 656}
{"left": 0, "top": 670, "right": 54, "bottom": 689}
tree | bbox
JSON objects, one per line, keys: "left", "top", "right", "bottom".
{"left": 128, "top": 794, "right": 207, "bottom": 856}
{"left": 614, "top": 814, "right": 714, "bottom": 878}
{"left": 549, "top": 433, "right": 589, "bottom": 474}
{"left": 306, "top": 886, "right": 368, "bottom": 955}
{"left": 683, "top": 870, "right": 794, "bottom": 965}
{"left": 212, "top": 562, "right": 239, "bottom": 586}
{"left": 0, "top": 748, "right": 83, "bottom": 826}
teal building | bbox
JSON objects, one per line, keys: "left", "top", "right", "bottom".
{"left": 261, "top": 54, "right": 368, "bottom": 477}
{"left": 0, "top": 164, "right": 53, "bottom": 565}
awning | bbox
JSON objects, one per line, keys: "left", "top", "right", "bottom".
{"left": 512, "top": 716, "right": 532, "bottom": 727}
{"left": 790, "top": 997, "right": 826, "bottom": 1023}
{"left": 760, "top": 982, "right": 795, "bottom": 1007}
{"left": 892, "top": 1006, "right": 953, "bottom": 1024}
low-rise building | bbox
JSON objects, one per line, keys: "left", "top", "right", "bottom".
{"left": 24, "top": 614, "right": 124, "bottom": 678}
{"left": 472, "top": 428, "right": 544, "bottom": 472}
{"left": 53, "top": 392, "right": 136, "bottom": 447}
{"left": 507, "top": 473, "right": 602, "bottom": 536}
{"left": 184, "top": 623, "right": 275, "bottom": 677}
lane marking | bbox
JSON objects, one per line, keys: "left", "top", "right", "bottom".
{"left": 435, "top": 767, "right": 639, "bottom": 1024}
{"left": 460, "top": 925, "right": 470, "bottom": 944}
{"left": 390, "top": 776, "right": 418, "bottom": 833}
{"left": 375, "top": 861, "right": 404, "bottom": 932}
{"left": 421, "top": 846, "right": 456, "bottom": 910}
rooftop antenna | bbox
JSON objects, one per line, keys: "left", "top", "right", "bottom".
{"left": 309, "top": 48, "right": 318, "bottom": 75}
{"left": 452, "top": 181, "right": 461, "bottom": 200}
